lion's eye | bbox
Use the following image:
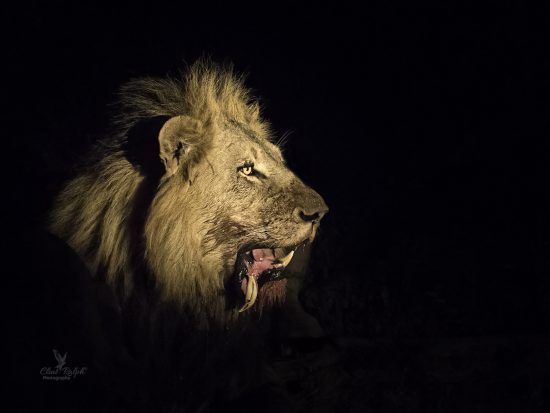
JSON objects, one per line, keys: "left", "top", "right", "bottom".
{"left": 238, "top": 162, "right": 267, "bottom": 180}
{"left": 239, "top": 164, "right": 254, "bottom": 176}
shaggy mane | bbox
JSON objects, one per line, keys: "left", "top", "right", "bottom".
{"left": 115, "top": 60, "right": 268, "bottom": 138}
{"left": 48, "top": 61, "right": 271, "bottom": 320}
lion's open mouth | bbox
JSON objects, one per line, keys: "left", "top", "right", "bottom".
{"left": 235, "top": 245, "right": 298, "bottom": 312}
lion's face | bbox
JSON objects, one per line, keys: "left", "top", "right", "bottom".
{"left": 181, "top": 123, "right": 328, "bottom": 311}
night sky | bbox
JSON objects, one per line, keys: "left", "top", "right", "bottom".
{"left": 6, "top": 4, "right": 549, "bottom": 412}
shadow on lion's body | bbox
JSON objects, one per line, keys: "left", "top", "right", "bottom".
{"left": 35, "top": 61, "right": 328, "bottom": 411}
{"left": 12, "top": 229, "right": 297, "bottom": 412}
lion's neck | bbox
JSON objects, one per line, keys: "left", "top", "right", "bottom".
{"left": 49, "top": 151, "right": 238, "bottom": 323}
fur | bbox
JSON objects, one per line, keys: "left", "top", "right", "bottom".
{"left": 48, "top": 60, "right": 326, "bottom": 325}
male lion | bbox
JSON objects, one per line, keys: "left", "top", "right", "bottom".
{"left": 45, "top": 61, "right": 328, "bottom": 411}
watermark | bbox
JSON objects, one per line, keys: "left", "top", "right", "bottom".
{"left": 40, "top": 349, "right": 87, "bottom": 381}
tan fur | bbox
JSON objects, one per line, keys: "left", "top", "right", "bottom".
{"left": 48, "top": 60, "right": 327, "bottom": 323}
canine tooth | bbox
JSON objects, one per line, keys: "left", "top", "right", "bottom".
{"left": 246, "top": 275, "right": 255, "bottom": 301}
{"left": 238, "top": 302, "right": 251, "bottom": 313}
{"left": 279, "top": 250, "right": 295, "bottom": 267}
{"left": 239, "top": 276, "right": 258, "bottom": 313}
{"left": 250, "top": 276, "right": 258, "bottom": 305}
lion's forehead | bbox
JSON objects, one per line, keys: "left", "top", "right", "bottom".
{"left": 222, "top": 119, "right": 282, "bottom": 157}
{"left": 213, "top": 132, "right": 284, "bottom": 168}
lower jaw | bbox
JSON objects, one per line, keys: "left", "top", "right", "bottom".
{"left": 241, "top": 277, "right": 287, "bottom": 313}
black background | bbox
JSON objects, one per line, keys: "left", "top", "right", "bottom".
{"left": 5, "top": 3, "right": 549, "bottom": 412}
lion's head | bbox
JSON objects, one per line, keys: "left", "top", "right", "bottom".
{"left": 49, "top": 61, "right": 327, "bottom": 322}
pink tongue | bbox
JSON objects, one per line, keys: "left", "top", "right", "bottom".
{"left": 247, "top": 248, "right": 275, "bottom": 276}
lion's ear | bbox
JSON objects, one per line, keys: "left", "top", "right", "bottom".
{"left": 158, "top": 115, "right": 203, "bottom": 177}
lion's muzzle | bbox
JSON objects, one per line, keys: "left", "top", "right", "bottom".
{"left": 290, "top": 179, "right": 329, "bottom": 225}
{"left": 290, "top": 180, "right": 328, "bottom": 243}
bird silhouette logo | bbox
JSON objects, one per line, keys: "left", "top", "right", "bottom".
{"left": 52, "top": 349, "right": 67, "bottom": 370}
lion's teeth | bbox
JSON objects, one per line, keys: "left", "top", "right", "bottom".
{"left": 238, "top": 297, "right": 250, "bottom": 313}
{"left": 250, "top": 276, "right": 258, "bottom": 305}
{"left": 279, "top": 250, "right": 295, "bottom": 267}
{"left": 239, "top": 275, "right": 258, "bottom": 313}
{"left": 246, "top": 275, "right": 256, "bottom": 301}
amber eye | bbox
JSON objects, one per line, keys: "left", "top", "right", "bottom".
{"left": 240, "top": 164, "right": 254, "bottom": 176}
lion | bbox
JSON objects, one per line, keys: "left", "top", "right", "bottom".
{"left": 45, "top": 60, "right": 328, "bottom": 410}
{"left": 49, "top": 60, "right": 327, "bottom": 319}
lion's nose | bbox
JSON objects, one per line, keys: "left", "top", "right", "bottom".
{"left": 293, "top": 202, "right": 328, "bottom": 224}
{"left": 299, "top": 210, "right": 321, "bottom": 222}
{"left": 289, "top": 177, "right": 329, "bottom": 224}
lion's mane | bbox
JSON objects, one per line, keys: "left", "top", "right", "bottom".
{"left": 48, "top": 61, "right": 272, "bottom": 321}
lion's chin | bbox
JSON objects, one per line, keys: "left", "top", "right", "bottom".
{"left": 233, "top": 244, "right": 300, "bottom": 313}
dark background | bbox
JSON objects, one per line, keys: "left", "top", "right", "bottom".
{"left": 5, "top": 3, "right": 549, "bottom": 412}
